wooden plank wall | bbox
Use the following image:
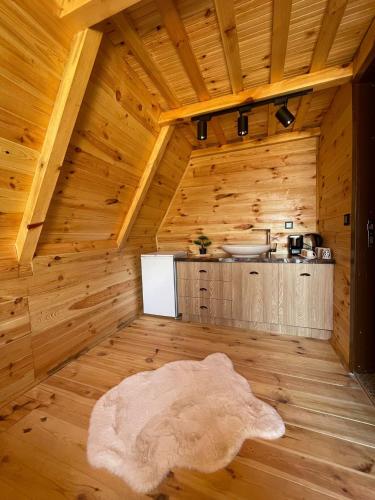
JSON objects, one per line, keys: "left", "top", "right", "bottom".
{"left": 157, "top": 136, "right": 318, "bottom": 254}
{"left": 317, "top": 83, "right": 352, "bottom": 366}
{"left": 0, "top": 1, "right": 192, "bottom": 405}
{"left": 36, "top": 38, "right": 161, "bottom": 253}
{"left": 0, "top": 0, "right": 74, "bottom": 260}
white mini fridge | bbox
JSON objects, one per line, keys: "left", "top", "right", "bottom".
{"left": 141, "top": 251, "right": 187, "bottom": 317}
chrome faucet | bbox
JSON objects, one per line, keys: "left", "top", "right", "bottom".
{"left": 251, "top": 228, "right": 271, "bottom": 245}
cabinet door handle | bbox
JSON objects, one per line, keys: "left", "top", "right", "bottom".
{"left": 249, "top": 271, "right": 259, "bottom": 275}
{"left": 200, "top": 305, "right": 208, "bottom": 310}
{"left": 200, "top": 287, "right": 207, "bottom": 291}
{"left": 198, "top": 269, "right": 207, "bottom": 273}
{"left": 300, "top": 272, "right": 311, "bottom": 277}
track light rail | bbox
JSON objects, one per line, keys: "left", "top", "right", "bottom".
{"left": 190, "top": 88, "right": 313, "bottom": 122}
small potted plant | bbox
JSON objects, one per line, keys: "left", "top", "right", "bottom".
{"left": 194, "top": 235, "right": 212, "bottom": 255}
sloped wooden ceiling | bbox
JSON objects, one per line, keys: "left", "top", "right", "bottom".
{"left": 99, "top": 0, "right": 375, "bottom": 146}
{"left": 0, "top": 0, "right": 374, "bottom": 269}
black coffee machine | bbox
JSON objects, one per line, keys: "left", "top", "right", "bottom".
{"left": 287, "top": 235, "right": 303, "bottom": 256}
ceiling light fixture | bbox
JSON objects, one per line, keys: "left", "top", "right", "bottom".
{"left": 275, "top": 99, "right": 295, "bottom": 128}
{"left": 191, "top": 89, "right": 311, "bottom": 140}
{"left": 237, "top": 112, "right": 248, "bottom": 136}
{"left": 197, "top": 117, "right": 211, "bottom": 141}
{"left": 197, "top": 120, "right": 207, "bottom": 141}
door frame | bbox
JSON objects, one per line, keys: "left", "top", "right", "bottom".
{"left": 349, "top": 50, "right": 375, "bottom": 373}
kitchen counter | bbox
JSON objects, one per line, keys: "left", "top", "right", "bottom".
{"left": 175, "top": 254, "right": 335, "bottom": 264}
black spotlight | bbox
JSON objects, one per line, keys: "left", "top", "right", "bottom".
{"left": 275, "top": 105, "right": 295, "bottom": 128}
{"left": 237, "top": 113, "right": 248, "bottom": 136}
{"left": 197, "top": 119, "right": 207, "bottom": 140}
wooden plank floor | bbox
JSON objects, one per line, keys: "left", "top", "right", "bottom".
{"left": 1, "top": 315, "right": 375, "bottom": 499}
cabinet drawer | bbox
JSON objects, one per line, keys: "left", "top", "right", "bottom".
{"left": 279, "top": 264, "right": 334, "bottom": 330}
{"left": 178, "top": 296, "right": 232, "bottom": 320}
{"left": 178, "top": 279, "right": 232, "bottom": 300}
{"left": 176, "top": 262, "right": 232, "bottom": 281}
{"left": 232, "top": 263, "right": 279, "bottom": 324}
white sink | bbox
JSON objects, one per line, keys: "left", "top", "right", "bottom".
{"left": 222, "top": 244, "right": 271, "bottom": 258}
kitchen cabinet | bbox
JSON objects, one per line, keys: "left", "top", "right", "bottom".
{"left": 176, "top": 260, "right": 334, "bottom": 337}
{"left": 176, "top": 261, "right": 232, "bottom": 282}
{"left": 178, "top": 278, "right": 232, "bottom": 300}
{"left": 176, "top": 262, "right": 232, "bottom": 321}
{"left": 232, "top": 263, "right": 279, "bottom": 324}
{"left": 279, "top": 264, "right": 334, "bottom": 330}
{"left": 178, "top": 297, "right": 232, "bottom": 321}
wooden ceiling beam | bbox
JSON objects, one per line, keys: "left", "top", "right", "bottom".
{"left": 267, "top": 0, "right": 292, "bottom": 136}
{"left": 213, "top": 0, "right": 243, "bottom": 94}
{"left": 117, "top": 125, "right": 174, "bottom": 248}
{"left": 353, "top": 17, "right": 375, "bottom": 79}
{"left": 190, "top": 128, "right": 321, "bottom": 158}
{"left": 15, "top": 29, "right": 102, "bottom": 265}
{"left": 270, "top": 0, "right": 293, "bottom": 83}
{"left": 112, "top": 12, "right": 180, "bottom": 108}
{"left": 57, "top": 0, "right": 142, "bottom": 29}
{"left": 294, "top": 0, "right": 347, "bottom": 130}
{"left": 154, "top": 0, "right": 226, "bottom": 145}
{"left": 159, "top": 64, "right": 352, "bottom": 125}
{"left": 310, "top": 0, "right": 348, "bottom": 72}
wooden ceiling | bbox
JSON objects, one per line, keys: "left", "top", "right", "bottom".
{"left": 93, "top": 0, "right": 375, "bottom": 147}
{"left": 1, "top": 0, "right": 374, "bottom": 267}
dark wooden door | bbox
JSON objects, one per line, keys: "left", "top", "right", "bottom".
{"left": 351, "top": 59, "right": 375, "bottom": 372}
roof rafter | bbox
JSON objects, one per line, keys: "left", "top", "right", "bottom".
{"left": 112, "top": 12, "right": 180, "bottom": 108}
{"left": 158, "top": 64, "right": 353, "bottom": 125}
{"left": 15, "top": 28, "right": 102, "bottom": 265}
{"left": 267, "top": 0, "right": 292, "bottom": 136}
{"left": 353, "top": 16, "right": 375, "bottom": 79}
{"left": 117, "top": 125, "right": 174, "bottom": 247}
{"left": 57, "top": 0, "right": 142, "bottom": 29}
{"left": 294, "top": 0, "right": 347, "bottom": 131}
{"left": 213, "top": 0, "right": 243, "bottom": 94}
{"left": 154, "top": 0, "right": 226, "bottom": 145}
{"left": 112, "top": 12, "right": 199, "bottom": 145}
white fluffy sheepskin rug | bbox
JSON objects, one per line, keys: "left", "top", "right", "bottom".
{"left": 87, "top": 353, "right": 285, "bottom": 493}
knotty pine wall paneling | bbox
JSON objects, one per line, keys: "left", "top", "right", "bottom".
{"left": 0, "top": 0, "right": 74, "bottom": 260}
{"left": 317, "top": 83, "right": 352, "bottom": 366}
{"left": 37, "top": 38, "right": 161, "bottom": 253}
{"left": 0, "top": 2, "right": 192, "bottom": 405}
{"left": 158, "top": 136, "right": 318, "bottom": 253}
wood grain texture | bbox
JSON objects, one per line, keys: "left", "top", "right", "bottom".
{"left": 154, "top": 0, "right": 226, "bottom": 145}
{"left": 213, "top": 0, "right": 243, "bottom": 94}
{"left": 176, "top": 261, "right": 232, "bottom": 282}
{"left": 15, "top": 28, "right": 103, "bottom": 265}
{"left": 117, "top": 125, "right": 174, "bottom": 247}
{"left": 0, "top": 0, "right": 74, "bottom": 150}
{"left": 318, "top": 83, "right": 352, "bottom": 366}
{"left": 279, "top": 264, "right": 334, "bottom": 331}
{"left": 106, "top": 0, "right": 374, "bottom": 127}
{"left": 232, "top": 263, "right": 279, "bottom": 324}
{"left": 36, "top": 37, "right": 161, "bottom": 250}
{"left": 0, "top": 315, "right": 374, "bottom": 499}
{"left": 267, "top": 0, "right": 292, "bottom": 136}
{"left": 130, "top": 127, "right": 192, "bottom": 246}
{"left": 101, "top": 0, "right": 375, "bottom": 147}
{"left": 158, "top": 136, "right": 318, "bottom": 253}
{"left": 294, "top": 0, "right": 347, "bottom": 131}
{"left": 58, "top": 0, "right": 142, "bottom": 29}
{"left": 0, "top": 0, "right": 74, "bottom": 257}
{"left": 0, "top": 138, "right": 39, "bottom": 250}
{"left": 177, "top": 278, "right": 232, "bottom": 301}
{"left": 158, "top": 64, "right": 353, "bottom": 125}
{"left": 353, "top": 16, "right": 375, "bottom": 78}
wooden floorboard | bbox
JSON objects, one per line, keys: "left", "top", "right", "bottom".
{"left": 0, "top": 315, "right": 374, "bottom": 499}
